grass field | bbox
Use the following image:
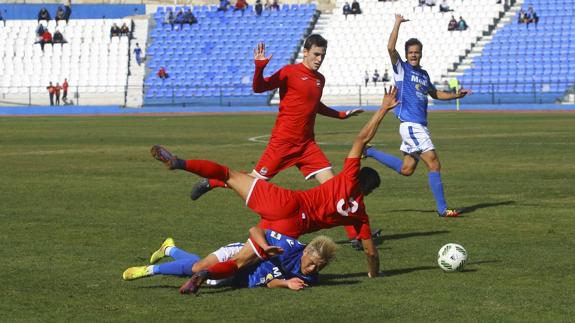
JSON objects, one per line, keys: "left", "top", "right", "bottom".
{"left": 1, "top": 112, "right": 574, "bottom": 322}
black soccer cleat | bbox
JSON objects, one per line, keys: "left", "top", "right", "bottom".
{"left": 190, "top": 178, "right": 212, "bottom": 200}
{"left": 150, "top": 145, "right": 179, "bottom": 170}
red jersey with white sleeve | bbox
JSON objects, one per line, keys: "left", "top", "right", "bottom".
{"left": 253, "top": 60, "right": 345, "bottom": 143}
{"left": 250, "top": 157, "right": 372, "bottom": 240}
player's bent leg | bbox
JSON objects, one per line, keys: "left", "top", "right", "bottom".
{"left": 400, "top": 154, "right": 418, "bottom": 176}
{"left": 366, "top": 147, "right": 404, "bottom": 175}
{"left": 225, "top": 170, "right": 258, "bottom": 201}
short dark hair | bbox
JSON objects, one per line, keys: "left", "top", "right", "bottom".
{"left": 358, "top": 167, "right": 381, "bottom": 194}
{"left": 304, "top": 34, "right": 328, "bottom": 50}
{"left": 404, "top": 38, "right": 423, "bottom": 55}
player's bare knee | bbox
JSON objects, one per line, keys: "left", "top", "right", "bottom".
{"left": 400, "top": 167, "right": 415, "bottom": 176}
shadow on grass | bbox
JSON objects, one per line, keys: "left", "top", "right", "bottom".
{"left": 382, "top": 265, "right": 437, "bottom": 276}
{"left": 335, "top": 230, "right": 449, "bottom": 247}
{"left": 386, "top": 200, "right": 516, "bottom": 216}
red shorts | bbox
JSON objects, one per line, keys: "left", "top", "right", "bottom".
{"left": 246, "top": 179, "right": 307, "bottom": 239}
{"left": 253, "top": 138, "right": 331, "bottom": 180}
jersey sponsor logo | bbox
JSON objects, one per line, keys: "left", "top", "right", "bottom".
{"left": 259, "top": 167, "right": 268, "bottom": 175}
{"left": 336, "top": 198, "right": 359, "bottom": 217}
{"left": 410, "top": 74, "right": 428, "bottom": 86}
{"left": 316, "top": 79, "right": 321, "bottom": 87}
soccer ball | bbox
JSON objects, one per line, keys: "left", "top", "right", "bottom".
{"left": 437, "top": 243, "right": 468, "bottom": 272}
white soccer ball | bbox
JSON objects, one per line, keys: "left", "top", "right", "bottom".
{"left": 437, "top": 243, "right": 468, "bottom": 272}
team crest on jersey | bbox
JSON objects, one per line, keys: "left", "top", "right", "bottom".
{"left": 336, "top": 198, "right": 359, "bottom": 217}
{"left": 259, "top": 167, "right": 268, "bottom": 175}
{"left": 316, "top": 79, "right": 321, "bottom": 87}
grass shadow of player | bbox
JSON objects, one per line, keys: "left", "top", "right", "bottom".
{"left": 335, "top": 230, "right": 448, "bottom": 248}
{"left": 318, "top": 272, "right": 364, "bottom": 286}
{"left": 382, "top": 265, "right": 437, "bottom": 277}
{"left": 386, "top": 200, "right": 516, "bottom": 216}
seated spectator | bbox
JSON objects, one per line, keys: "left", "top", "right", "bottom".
{"left": 264, "top": 0, "right": 272, "bottom": 10}
{"left": 36, "top": 30, "right": 52, "bottom": 51}
{"left": 0, "top": 10, "right": 6, "bottom": 27}
{"left": 157, "top": 67, "right": 168, "bottom": 80}
{"left": 364, "top": 70, "right": 369, "bottom": 87}
{"left": 372, "top": 69, "right": 380, "bottom": 86}
{"left": 217, "top": 0, "right": 231, "bottom": 11}
{"left": 525, "top": 6, "right": 539, "bottom": 28}
{"left": 448, "top": 15, "right": 457, "bottom": 31}
{"left": 234, "top": 0, "right": 248, "bottom": 13}
{"left": 425, "top": 0, "right": 436, "bottom": 8}
{"left": 52, "top": 30, "right": 67, "bottom": 44}
{"left": 55, "top": 6, "right": 66, "bottom": 25}
{"left": 518, "top": 9, "right": 525, "bottom": 24}
{"left": 382, "top": 69, "right": 390, "bottom": 82}
{"left": 184, "top": 8, "right": 198, "bottom": 25}
{"left": 36, "top": 24, "right": 46, "bottom": 37}
{"left": 110, "top": 23, "right": 120, "bottom": 38}
{"left": 457, "top": 16, "right": 468, "bottom": 30}
{"left": 174, "top": 8, "right": 185, "bottom": 27}
{"left": 271, "top": 0, "right": 280, "bottom": 11}
{"left": 439, "top": 0, "right": 453, "bottom": 12}
{"left": 119, "top": 22, "right": 130, "bottom": 37}
{"left": 351, "top": 0, "right": 362, "bottom": 15}
{"left": 343, "top": 2, "right": 351, "bottom": 19}
{"left": 38, "top": 7, "right": 50, "bottom": 24}
{"left": 255, "top": 0, "right": 263, "bottom": 16}
{"left": 64, "top": 0, "right": 72, "bottom": 24}
{"left": 164, "top": 9, "right": 175, "bottom": 29}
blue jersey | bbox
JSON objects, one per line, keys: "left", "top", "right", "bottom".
{"left": 233, "top": 230, "right": 318, "bottom": 288}
{"left": 392, "top": 58, "right": 435, "bottom": 126}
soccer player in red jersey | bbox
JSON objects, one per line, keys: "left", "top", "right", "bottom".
{"left": 152, "top": 86, "right": 400, "bottom": 288}
{"left": 189, "top": 34, "right": 363, "bottom": 201}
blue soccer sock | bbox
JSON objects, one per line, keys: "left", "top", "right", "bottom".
{"left": 152, "top": 257, "right": 199, "bottom": 276}
{"left": 428, "top": 171, "right": 447, "bottom": 214}
{"left": 366, "top": 147, "right": 403, "bottom": 174}
{"left": 168, "top": 247, "right": 198, "bottom": 261}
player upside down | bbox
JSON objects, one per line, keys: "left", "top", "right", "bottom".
{"left": 150, "top": 87, "right": 400, "bottom": 292}
{"left": 123, "top": 227, "right": 337, "bottom": 293}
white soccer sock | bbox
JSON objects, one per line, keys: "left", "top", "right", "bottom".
{"left": 164, "top": 246, "right": 174, "bottom": 256}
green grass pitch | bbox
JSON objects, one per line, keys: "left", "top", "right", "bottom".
{"left": 1, "top": 112, "right": 574, "bottom": 322}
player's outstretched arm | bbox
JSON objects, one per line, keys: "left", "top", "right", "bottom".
{"left": 252, "top": 42, "right": 281, "bottom": 93}
{"left": 388, "top": 14, "right": 409, "bottom": 65}
{"left": 430, "top": 88, "right": 472, "bottom": 100}
{"left": 348, "top": 86, "right": 399, "bottom": 158}
{"left": 361, "top": 238, "right": 380, "bottom": 278}
{"left": 267, "top": 277, "right": 308, "bottom": 291}
{"left": 248, "top": 227, "right": 284, "bottom": 258}
{"left": 317, "top": 102, "right": 364, "bottom": 119}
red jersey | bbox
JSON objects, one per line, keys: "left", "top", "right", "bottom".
{"left": 62, "top": 81, "right": 68, "bottom": 91}
{"left": 253, "top": 60, "right": 344, "bottom": 143}
{"left": 252, "top": 158, "right": 371, "bottom": 240}
{"left": 296, "top": 158, "right": 371, "bottom": 239}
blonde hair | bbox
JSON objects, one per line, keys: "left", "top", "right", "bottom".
{"left": 306, "top": 235, "right": 338, "bottom": 264}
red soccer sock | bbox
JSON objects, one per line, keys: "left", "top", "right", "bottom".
{"left": 184, "top": 160, "right": 229, "bottom": 181}
{"left": 208, "top": 178, "right": 227, "bottom": 189}
{"left": 207, "top": 260, "right": 238, "bottom": 280}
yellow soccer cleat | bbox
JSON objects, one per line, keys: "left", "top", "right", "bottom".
{"left": 150, "top": 238, "right": 175, "bottom": 264}
{"left": 122, "top": 266, "right": 152, "bottom": 281}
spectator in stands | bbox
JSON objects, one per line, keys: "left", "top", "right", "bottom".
{"left": 120, "top": 22, "right": 130, "bottom": 37}
{"left": 110, "top": 23, "right": 120, "bottom": 38}
{"left": 448, "top": 15, "right": 457, "bottom": 31}
{"left": 457, "top": 16, "right": 468, "bottom": 30}
{"left": 46, "top": 82, "right": 55, "bottom": 106}
{"left": 0, "top": 10, "right": 6, "bottom": 27}
{"left": 134, "top": 43, "right": 142, "bottom": 66}
{"left": 55, "top": 6, "right": 66, "bottom": 26}
{"left": 157, "top": 67, "right": 168, "bottom": 80}
{"left": 364, "top": 71, "right": 369, "bottom": 87}
{"left": 525, "top": 6, "right": 539, "bottom": 28}
{"left": 372, "top": 69, "right": 380, "bottom": 86}
{"left": 217, "top": 0, "right": 231, "bottom": 11}
{"left": 38, "top": 7, "right": 51, "bottom": 24}
{"left": 271, "top": 0, "right": 280, "bottom": 11}
{"left": 518, "top": 9, "right": 526, "bottom": 24}
{"left": 234, "top": 0, "right": 248, "bottom": 14}
{"left": 343, "top": 2, "right": 351, "bottom": 19}
{"left": 36, "top": 24, "right": 45, "bottom": 37}
{"left": 53, "top": 30, "right": 66, "bottom": 45}
{"left": 382, "top": 69, "right": 390, "bottom": 82}
{"left": 174, "top": 8, "right": 185, "bottom": 28}
{"left": 351, "top": 0, "right": 362, "bottom": 15}
{"left": 164, "top": 8, "right": 175, "bottom": 29}
{"left": 64, "top": 0, "right": 72, "bottom": 24}
{"left": 37, "top": 30, "right": 53, "bottom": 51}
{"left": 439, "top": 0, "right": 453, "bottom": 12}
{"left": 62, "top": 79, "right": 69, "bottom": 103}
{"left": 184, "top": 8, "right": 198, "bottom": 25}
{"left": 264, "top": 0, "right": 272, "bottom": 10}
{"left": 255, "top": 0, "right": 263, "bottom": 16}
{"left": 425, "top": 0, "right": 436, "bottom": 9}
{"left": 54, "top": 83, "right": 62, "bottom": 106}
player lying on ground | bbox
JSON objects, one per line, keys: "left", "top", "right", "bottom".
{"left": 151, "top": 86, "right": 400, "bottom": 281}
{"left": 363, "top": 14, "right": 471, "bottom": 217}
{"left": 122, "top": 227, "right": 337, "bottom": 293}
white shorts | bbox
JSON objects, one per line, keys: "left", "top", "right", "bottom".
{"left": 205, "top": 242, "right": 244, "bottom": 286}
{"left": 399, "top": 122, "right": 435, "bottom": 155}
